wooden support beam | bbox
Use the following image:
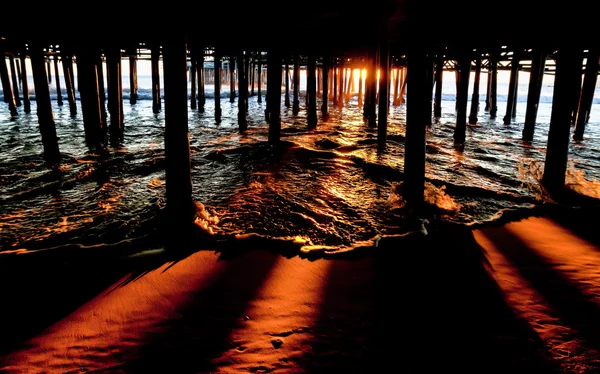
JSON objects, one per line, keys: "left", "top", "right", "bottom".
{"left": 190, "top": 57, "right": 197, "bottom": 110}
{"left": 573, "top": 49, "right": 599, "bottom": 141}
{"left": 321, "top": 54, "right": 329, "bottom": 119}
{"left": 522, "top": 49, "right": 547, "bottom": 141}
{"left": 129, "top": 47, "right": 138, "bottom": 105}
{"left": 230, "top": 56, "right": 236, "bottom": 103}
{"left": 151, "top": 45, "right": 161, "bottom": 113}
{"left": 106, "top": 47, "right": 124, "bottom": 139}
{"left": 454, "top": 50, "right": 471, "bottom": 146}
{"left": 0, "top": 54, "right": 18, "bottom": 116}
{"left": 468, "top": 56, "right": 482, "bottom": 124}
{"left": 489, "top": 49, "right": 499, "bottom": 118}
{"left": 197, "top": 52, "right": 205, "bottom": 112}
{"left": 284, "top": 59, "right": 290, "bottom": 107}
{"left": 61, "top": 52, "right": 77, "bottom": 116}
{"left": 77, "top": 49, "right": 106, "bottom": 147}
{"left": 503, "top": 49, "right": 521, "bottom": 124}
{"left": 214, "top": 51, "right": 222, "bottom": 121}
{"left": 19, "top": 52, "right": 31, "bottom": 113}
{"left": 267, "top": 50, "right": 282, "bottom": 144}
{"left": 53, "top": 53, "right": 63, "bottom": 106}
{"left": 237, "top": 51, "right": 248, "bottom": 131}
{"left": 292, "top": 53, "right": 299, "bottom": 114}
{"left": 257, "top": 52, "right": 262, "bottom": 103}
{"left": 377, "top": 35, "right": 390, "bottom": 145}
{"left": 8, "top": 55, "right": 21, "bottom": 107}
{"left": 307, "top": 53, "right": 318, "bottom": 128}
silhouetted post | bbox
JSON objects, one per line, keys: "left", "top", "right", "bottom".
{"left": 151, "top": 46, "right": 161, "bottom": 113}
{"left": 489, "top": 49, "right": 498, "bottom": 118}
{"left": 454, "top": 51, "right": 471, "bottom": 146}
{"left": 392, "top": 68, "right": 400, "bottom": 105}
{"left": 77, "top": 49, "right": 105, "bottom": 147}
{"left": 0, "top": 54, "right": 18, "bottom": 116}
{"left": 230, "top": 56, "right": 236, "bottom": 102}
{"left": 573, "top": 49, "right": 599, "bottom": 141}
{"left": 162, "top": 35, "right": 195, "bottom": 229}
{"left": 522, "top": 49, "right": 547, "bottom": 141}
{"left": 9, "top": 55, "right": 21, "bottom": 107}
{"left": 542, "top": 46, "right": 583, "bottom": 198}
{"left": 250, "top": 53, "right": 255, "bottom": 96}
{"left": 404, "top": 47, "right": 431, "bottom": 212}
{"left": 503, "top": 49, "right": 520, "bottom": 124}
{"left": 267, "top": 50, "right": 282, "bottom": 144}
{"left": 106, "top": 48, "right": 124, "bottom": 138}
{"left": 292, "top": 53, "right": 300, "bottom": 114}
{"left": 357, "top": 65, "right": 363, "bottom": 107}
{"left": 512, "top": 71, "right": 519, "bottom": 119}
{"left": 97, "top": 56, "right": 107, "bottom": 122}
{"left": 332, "top": 64, "right": 338, "bottom": 106}
{"left": 129, "top": 47, "right": 138, "bottom": 104}
{"left": 190, "top": 57, "right": 197, "bottom": 110}
{"left": 61, "top": 52, "right": 76, "bottom": 116}
{"left": 19, "top": 52, "right": 31, "bottom": 113}
{"left": 16, "top": 57, "right": 22, "bottom": 88}
{"left": 338, "top": 61, "right": 345, "bottom": 108}
{"left": 307, "top": 53, "right": 318, "bottom": 128}
{"left": 377, "top": 35, "right": 390, "bottom": 145}
{"left": 257, "top": 53, "right": 262, "bottom": 103}
{"left": 366, "top": 50, "right": 377, "bottom": 127}
{"left": 244, "top": 51, "right": 250, "bottom": 112}
{"left": 484, "top": 69, "right": 492, "bottom": 111}
{"left": 46, "top": 55, "right": 52, "bottom": 84}
{"left": 53, "top": 54, "right": 63, "bottom": 106}
{"left": 30, "top": 46, "right": 60, "bottom": 166}
{"left": 284, "top": 59, "right": 290, "bottom": 107}
{"left": 198, "top": 54, "right": 205, "bottom": 112}
{"left": 214, "top": 52, "right": 222, "bottom": 121}
{"left": 321, "top": 54, "right": 329, "bottom": 119}
{"left": 468, "top": 55, "right": 481, "bottom": 124}
{"left": 237, "top": 51, "right": 248, "bottom": 131}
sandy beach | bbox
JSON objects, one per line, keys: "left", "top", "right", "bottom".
{"left": 1, "top": 204, "right": 599, "bottom": 374}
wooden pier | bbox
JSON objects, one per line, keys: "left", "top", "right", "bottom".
{"left": 0, "top": 0, "right": 597, "bottom": 224}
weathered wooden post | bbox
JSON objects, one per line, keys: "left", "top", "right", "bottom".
{"left": 128, "top": 46, "right": 138, "bottom": 105}
{"left": 77, "top": 48, "right": 106, "bottom": 147}
{"left": 366, "top": 50, "right": 378, "bottom": 127}
{"left": 53, "top": 53, "right": 63, "bottom": 106}
{"left": 0, "top": 53, "right": 18, "bottom": 116}
{"left": 230, "top": 56, "right": 236, "bottom": 103}
{"left": 250, "top": 52, "right": 255, "bottom": 96}
{"left": 257, "top": 52, "right": 262, "bottom": 103}
{"left": 377, "top": 34, "right": 390, "bottom": 145}
{"left": 19, "top": 52, "right": 31, "bottom": 113}
{"left": 197, "top": 52, "right": 206, "bottom": 112}
{"left": 332, "top": 62, "right": 338, "bottom": 106}
{"left": 489, "top": 48, "right": 498, "bottom": 118}
{"left": 106, "top": 47, "right": 124, "bottom": 139}
{"left": 522, "top": 49, "right": 547, "bottom": 141}
{"left": 46, "top": 54, "right": 52, "bottom": 84}
{"left": 151, "top": 45, "right": 161, "bottom": 113}
{"left": 307, "top": 53, "right": 318, "bottom": 128}
{"left": 404, "top": 46, "right": 431, "bottom": 212}
{"left": 573, "top": 49, "right": 599, "bottom": 140}
{"left": 190, "top": 56, "right": 197, "bottom": 110}
{"left": 284, "top": 58, "right": 290, "bottom": 107}
{"left": 61, "top": 51, "right": 77, "bottom": 116}
{"left": 97, "top": 55, "right": 107, "bottom": 121}
{"left": 542, "top": 46, "right": 583, "bottom": 198}
{"left": 237, "top": 51, "right": 248, "bottom": 131}
{"left": 454, "top": 50, "right": 471, "bottom": 146}
{"left": 468, "top": 55, "right": 481, "bottom": 124}
{"left": 30, "top": 45, "right": 60, "bottom": 166}
{"left": 292, "top": 53, "right": 300, "bottom": 114}
{"left": 484, "top": 68, "right": 492, "bottom": 111}
{"left": 358, "top": 63, "right": 363, "bottom": 107}
{"left": 321, "top": 54, "right": 329, "bottom": 119}
{"left": 214, "top": 51, "right": 222, "bottom": 121}
{"left": 338, "top": 60, "right": 345, "bottom": 108}
{"left": 162, "top": 34, "right": 196, "bottom": 231}
{"left": 503, "top": 49, "right": 521, "bottom": 124}
{"left": 8, "top": 55, "right": 21, "bottom": 107}
{"left": 267, "top": 50, "right": 282, "bottom": 144}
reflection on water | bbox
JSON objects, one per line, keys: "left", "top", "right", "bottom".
{"left": 1, "top": 83, "right": 600, "bottom": 254}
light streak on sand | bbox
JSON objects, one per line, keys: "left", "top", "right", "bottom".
{"left": 474, "top": 217, "right": 600, "bottom": 372}
{"left": 211, "top": 256, "right": 333, "bottom": 372}
{"left": 0, "top": 251, "right": 228, "bottom": 372}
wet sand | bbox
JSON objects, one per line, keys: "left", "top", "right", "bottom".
{"left": 1, "top": 206, "right": 599, "bottom": 373}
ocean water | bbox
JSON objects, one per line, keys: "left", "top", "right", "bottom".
{"left": 1, "top": 65, "right": 600, "bottom": 256}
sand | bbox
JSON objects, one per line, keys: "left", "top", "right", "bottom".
{"left": 1, "top": 207, "right": 599, "bottom": 373}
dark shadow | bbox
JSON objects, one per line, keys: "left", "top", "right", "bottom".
{"left": 302, "top": 224, "right": 560, "bottom": 373}
{"left": 483, "top": 225, "right": 600, "bottom": 354}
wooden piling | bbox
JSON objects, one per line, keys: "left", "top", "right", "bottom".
{"left": 468, "top": 55, "right": 481, "bottom": 124}
{"left": 542, "top": 46, "right": 583, "bottom": 198}
{"left": 292, "top": 53, "right": 300, "bottom": 114}
{"left": 214, "top": 52, "right": 222, "bottom": 121}
{"left": 30, "top": 46, "right": 60, "bottom": 166}
{"left": 321, "top": 54, "right": 329, "bottom": 119}
{"left": 454, "top": 51, "right": 471, "bottom": 146}
{"left": 503, "top": 49, "right": 520, "bottom": 124}
{"left": 484, "top": 69, "right": 492, "bottom": 111}
{"left": 197, "top": 53, "right": 205, "bottom": 112}
{"left": 307, "top": 54, "right": 318, "bottom": 128}
{"left": 77, "top": 49, "right": 105, "bottom": 147}
{"left": 404, "top": 47, "right": 431, "bottom": 211}
{"left": 284, "top": 59, "right": 290, "bottom": 107}
{"left": 267, "top": 50, "right": 282, "bottom": 144}
{"left": 489, "top": 49, "right": 498, "bottom": 118}
{"left": 0, "top": 54, "right": 18, "bottom": 116}
{"left": 8, "top": 55, "right": 21, "bottom": 107}
{"left": 97, "top": 56, "right": 107, "bottom": 121}
{"left": 377, "top": 36, "right": 390, "bottom": 145}
{"left": 53, "top": 53, "right": 63, "bottom": 106}
{"left": 106, "top": 48, "right": 124, "bottom": 138}
{"left": 573, "top": 49, "right": 599, "bottom": 141}
{"left": 332, "top": 65, "right": 338, "bottom": 106}
{"left": 244, "top": 51, "right": 250, "bottom": 113}
{"left": 15, "top": 56, "right": 22, "bottom": 88}
{"left": 129, "top": 47, "right": 138, "bottom": 105}
{"left": 366, "top": 51, "right": 377, "bottom": 127}
{"left": 338, "top": 61, "right": 345, "bottom": 108}
{"left": 230, "top": 56, "right": 236, "bottom": 103}
{"left": 257, "top": 53, "right": 262, "bottom": 103}
{"left": 357, "top": 65, "right": 363, "bottom": 107}
{"left": 162, "top": 35, "right": 195, "bottom": 228}
{"left": 151, "top": 45, "right": 161, "bottom": 113}
{"left": 190, "top": 57, "right": 197, "bottom": 110}
{"left": 522, "top": 49, "right": 547, "bottom": 141}
{"left": 61, "top": 52, "right": 77, "bottom": 116}
{"left": 19, "top": 52, "right": 31, "bottom": 113}
{"left": 237, "top": 51, "right": 248, "bottom": 131}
